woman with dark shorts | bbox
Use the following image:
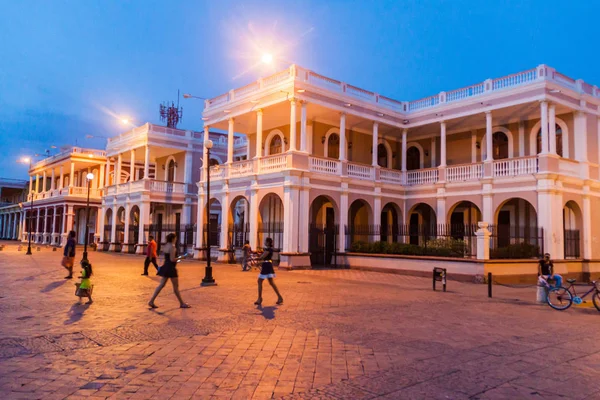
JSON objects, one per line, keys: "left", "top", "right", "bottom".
{"left": 255, "top": 237, "right": 283, "bottom": 306}
{"left": 148, "top": 233, "right": 190, "bottom": 309}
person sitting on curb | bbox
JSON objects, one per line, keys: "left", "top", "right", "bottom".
{"left": 538, "top": 253, "right": 563, "bottom": 289}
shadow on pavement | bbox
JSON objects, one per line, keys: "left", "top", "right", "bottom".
{"left": 258, "top": 306, "right": 277, "bottom": 320}
{"left": 41, "top": 280, "right": 68, "bottom": 293}
{"left": 64, "top": 303, "right": 90, "bottom": 325}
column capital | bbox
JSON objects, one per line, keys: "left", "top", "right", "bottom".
{"left": 485, "top": 110, "right": 492, "bottom": 116}
{"left": 402, "top": 129, "right": 408, "bottom": 135}
{"left": 440, "top": 120, "right": 446, "bottom": 126}
{"left": 539, "top": 99, "right": 548, "bottom": 105}
{"left": 339, "top": 112, "right": 346, "bottom": 118}
{"left": 373, "top": 121, "right": 379, "bottom": 128}
{"left": 289, "top": 97, "right": 297, "bottom": 104}
{"left": 256, "top": 108, "right": 263, "bottom": 115}
{"left": 228, "top": 117, "right": 235, "bottom": 123}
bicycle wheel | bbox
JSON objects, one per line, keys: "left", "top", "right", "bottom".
{"left": 592, "top": 291, "right": 600, "bottom": 312}
{"left": 547, "top": 287, "right": 573, "bottom": 310}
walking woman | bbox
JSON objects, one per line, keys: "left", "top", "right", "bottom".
{"left": 148, "top": 233, "right": 190, "bottom": 309}
{"left": 255, "top": 237, "right": 283, "bottom": 306}
{"left": 62, "top": 231, "right": 77, "bottom": 279}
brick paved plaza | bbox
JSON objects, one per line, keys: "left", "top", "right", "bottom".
{"left": 0, "top": 241, "right": 599, "bottom": 399}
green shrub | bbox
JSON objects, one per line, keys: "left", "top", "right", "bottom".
{"left": 349, "top": 239, "right": 467, "bottom": 258}
{"left": 491, "top": 242, "right": 540, "bottom": 259}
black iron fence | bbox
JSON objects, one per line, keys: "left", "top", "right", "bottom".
{"left": 489, "top": 225, "right": 544, "bottom": 259}
{"left": 228, "top": 223, "right": 250, "bottom": 249}
{"left": 257, "top": 222, "right": 283, "bottom": 251}
{"left": 309, "top": 223, "right": 338, "bottom": 266}
{"left": 345, "top": 224, "right": 478, "bottom": 258}
{"left": 564, "top": 229, "right": 581, "bottom": 259}
{"left": 102, "top": 225, "right": 112, "bottom": 251}
{"left": 201, "top": 223, "right": 221, "bottom": 249}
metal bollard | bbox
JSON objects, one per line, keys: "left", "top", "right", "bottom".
{"left": 488, "top": 272, "right": 492, "bottom": 298}
{"left": 433, "top": 267, "right": 447, "bottom": 292}
{"left": 36, "top": 246, "right": 41, "bottom": 251}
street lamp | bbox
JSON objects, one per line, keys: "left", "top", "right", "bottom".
{"left": 81, "top": 172, "right": 95, "bottom": 263}
{"left": 183, "top": 94, "right": 207, "bottom": 100}
{"left": 17, "top": 157, "right": 34, "bottom": 255}
{"left": 201, "top": 139, "right": 217, "bottom": 286}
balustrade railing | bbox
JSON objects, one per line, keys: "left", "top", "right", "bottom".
{"left": 446, "top": 164, "right": 483, "bottom": 182}
{"left": 147, "top": 180, "right": 186, "bottom": 193}
{"left": 259, "top": 154, "right": 287, "bottom": 173}
{"left": 347, "top": 163, "right": 374, "bottom": 180}
{"left": 309, "top": 157, "right": 340, "bottom": 175}
{"left": 229, "top": 160, "right": 254, "bottom": 178}
{"left": 379, "top": 168, "right": 404, "bottom": 184}
{"left": 446, "top": 83, "right": 485, "bottom": 102}
{"left": 209, "top": 166, "right": 226, "bottom": 179}
{"left": 493, "top": 156, "right": 538, "bottom": 177}
{"left": 405, "top": 168, "right": 438, "bottom": 186}
{"left": 492, "top": 69, "right": 537, "bottom": 90}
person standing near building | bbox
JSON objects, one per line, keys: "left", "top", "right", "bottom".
{"left": 62, "top": 231, "right": 76, "bottom": 279}
{"left": 242, "top": 240, "right": 252, "bottom": 271}
{"left": 255, "top": 237, "right": 283, "bottom": 306}
{"left": 148, "top": 233, "right": 190, "bottom": 309}
{"left": 142, "top": 235, "right": 158, "bottom": 275}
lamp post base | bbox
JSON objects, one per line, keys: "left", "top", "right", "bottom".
{"left": 200, "top": 281, "right": 218, "bottom": 287}
{"left": 25, "top": 248, "right": 32, "bottom": 255}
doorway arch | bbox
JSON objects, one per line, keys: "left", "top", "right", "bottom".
{"left": 380, "top": 202, "right": 401, "bottom": 243}
{"left": 563, "top": 200, "right": 582, "bottom": 259}
{"left": 408, "top": 203, "right": 437, "bottom": 245}
{"left": 310, "top": 195, "right": 338, "bottom": 266}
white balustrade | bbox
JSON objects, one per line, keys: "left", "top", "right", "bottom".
{"left": 147, "top": 180, "right": 185, "bottom": 193}
{"left": 379, "top": 168, "right": 404, "bottom": 184}
{"left": 262, "top": 69, "right": 292, "bottom": 87}
{"left": 346, "top": 84, "right": 375, "bottom": 101}
{"left": 405, "top": 168, "right": 439, "bottom": 186}
{"left": 551, "top": 71, "right": 577, "bottom": 90}
{"left": 408, "top": 95, "right": 439, "bottom": 111}
{"left": 209, "top": 166, "right": 226, "bottom": 179}
{"left": 229, "top": 160, "right": 254, "bottom": 178}
{"left": 493, "top": 156, "right": 538, "bottom": 178}
{"left": 309, "top": 157, "right": 340, "bottom": 175}
{"left": 446, "top": 164, "right": 483, "bottom": 182}
{"left": 492, "top": 69, "right": 538, "bottom": 90}
{"left": 446, "top": 84, "right": 485, "bottom": 102}
{"left": 259, "top": 154, "right": 287, "bottom": 173}
{"left": 377, "top": 96, "right": 404, "bottom": 111}
{"left": 347, "top": 163, "right": 374, "bottom": 180}
{"left": 308, "top": 71, "right": 343, "bottom": 92}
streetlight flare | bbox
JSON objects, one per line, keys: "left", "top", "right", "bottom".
{"left": 261, "top": 53, "right": 273, "bottom": 64}
{"left": 121, "top": 118, "right": 130, "bottom": 124}
{"left": 20, "top": 157, "right": 31, "bottom": 164}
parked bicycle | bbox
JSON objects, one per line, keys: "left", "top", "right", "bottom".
{"left": 546, "top": 278, "right": 600, "bottom": 311}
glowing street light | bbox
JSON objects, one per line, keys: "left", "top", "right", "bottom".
{"left": 121, "top": 118, "right": 130, "bottom": 125}
{"left": 261, "top": 53, "right": 274, "bottom": 64}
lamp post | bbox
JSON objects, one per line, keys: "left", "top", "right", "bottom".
{"left": 18, "top": 158, "right": 34, "bottom": 255}
{"left": 81, "top": 172, "right": 95, "bottom": 263}
{"left": 201, "top": 139, "right": 216, "bottom": 286}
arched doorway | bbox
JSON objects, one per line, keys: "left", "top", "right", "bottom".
{"left": 209, "top": 158, "right": 220, "bottom": 166}
{"left": 377, "top": 143, "right": 388, "bottom": 168}
{"left": 116, "top": 207, "right": 126, "bottom": 250}
{"left": 563, "top": 201, "right": 582, "bottom": 259}
{"left": 258, "top": 193, "right": 284, "bottom": 262}
{"left": 536, "top": 124, "right": 563, "bottom": 156}
{"left": 309, "top": 195, "right": 338, "bottom": 266}
{"left": 406, "top": 146, "right": 421, "bottom": 171}
{"left": 229, "top": 196, "right": 249, "bottom": 249}
{"left": 129, "top": 205, "right": 140, "bottom": 249}
{"left": 347, "top": 199, "right": 372, "bottom": 249}
{"left": 103, "top": 208, "right": 113, "bottom": 249}
{"left": 408, "top": 203, "right": 437, "bottom": 245}
{"left": 493, "top": 198, "right": 540, "bottom": 258}
{"left": 167, "top": 159, "right": 176, "bottom": 182}
{"left": 205, "top": 198, "right": 221, "bottom": 249}
{"left": 327, "top": 134, "right": 340, "bottom": 159}
{"left": 380, "top": 202, "right": 401, "bottom": 243}
{"left": 492, "top": 131, "right": 509, "bottom": 160}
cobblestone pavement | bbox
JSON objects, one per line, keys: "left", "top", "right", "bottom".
{"left": 0, "top": 241, "right": 599, "bottom": 399}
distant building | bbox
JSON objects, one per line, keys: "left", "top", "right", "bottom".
{"left": 0, "top": 178, "right": 27, "bottom": 240}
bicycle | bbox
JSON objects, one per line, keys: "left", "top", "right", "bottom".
{"left": 546, "top": 278, "right": 600, "bottom": 311}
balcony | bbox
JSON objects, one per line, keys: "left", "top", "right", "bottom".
{"left": 104, "top": 179, "right": 191, "bottom": 197}
{"left": 29, "top": 186, "right": 103, "bottom": 201}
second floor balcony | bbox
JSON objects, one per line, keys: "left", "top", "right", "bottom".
{"left": 28, "top": 186, "right": 103, "bottom": 202}
{"left": 104, "top": 178, "right": 195, "bottom": 198}
{"left": 207, "top": 152, "right": 591, "bottom": 188}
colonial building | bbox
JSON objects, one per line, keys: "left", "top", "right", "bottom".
{"left": 0, "top": 178, "right": 27, "bottom": 240}
{"left": 100, "top": 123, "right": 244, "bottom": 254}
{"left": 197, "top": 64, "right": 600, "bottom": 275}
{"left": 21, "top": 147, "right": 107, "bottom": 246}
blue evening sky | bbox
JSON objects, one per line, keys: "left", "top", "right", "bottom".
{"left": 1, "top": 0, "right": 598, "bottom": 179}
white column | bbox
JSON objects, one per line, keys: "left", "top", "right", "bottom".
{"left": 52, "top": 205, "right": 57, "bottom": 237}
{"left": 66, "top": 206, "right": 74, "bottom": 236}
{"left": 116, "top": 154, "right": 122, "bottom": 185}
{"left": 99, "top": 164, "right": 105, "bottom": 189}
{"left": 194, "top": 188, "right": 206, "bottom": 259}
{"left": 583, "top": 191, "right": 592, "bottom": 259}
{"left": 439, "top": 122, "right": 446, "bottom": 167}
{"left": 282, "top": 184, "right": 298, "bottom": 252}
{"left": 110, "top": 206, "right": 117, "bottom": 245}
{"left": 35, "top": 174, "right": 40, "bottom": 193}
{"left": 129, "top": 149, "right": 135, "bottom": 182}
{"left": 540, "top": 101, "right": 549, "bottom": 154}
{"left": 255, "top": 111, "right": 263, "bottom": 159}
{"left": 339, "top": 113, "right": 347, "bottom": 161}
{"left": 436, "top": 190, "right": 446, "bottom": 226}
{"left": 307, "top": 122, "right": 314, "bottom": 154}
{"left": 298, "top": 184, "right": 310, "bottom": 253}
{"left": 574, "top": 111, "right": 588, "bottom": 162}
{"left": 289, "top": 99, "right": 297, "bottom": 151}
{"left": 374, "top": 195, "right": 382, "bottom": 229}
{"left": 122, "top": 204, "right": 131, "bottom": 249}
{"left": 518, "top": 121, "right": 525, "bottom": 157}
{"left": 227, "top": 118, "right": 234, "bottom": 164}
{"left": 42, "top": 171, "right": 47, "bottom": 193}
{"left": 58, "top": 166, "right": 64, "bottom": 189}
{"left": 401, "top": 129, "right": 407, "bottom": 183}
{"left": 482, "top": 184, "right": 493, "bottom": 223}
{"left": 29, "top": 176, "right": 33, "bottom": 194}
{"left": 471, "top": 131, "right": 477, "bottom": 163}
{"left": 136, "top": 202, "right": 149, "bottom": 254}
{"left": 12, "top": 213, "right": 17, "bottom": 240}
{"left": 371, "top": 122, "right": 379, "bottom": 167}
{"left": 98, "top": 206, "right": 105, "bottom": 243}
{"left": 549, "top": 104, "right": 557, "bottom": 155}
{"left": 69, "top": 162, "right": 75, "bottom": 187}
{"left": 249, "top": 187, "right": 258, "bottom": 250}
{"left": 144, "top": 146, "right": 150, "bottom": 179}
{"left": 485, "top": 111, "right": 493, "bottom": 162}
{"left": 35, "top": 208, "right": 41, "bottom": 235}
{"left": 105, "top": 159, "right": 111, "bottom": 186}
{"left": 50, "top": 169, "right": 55, "bottom": 191}
{"left": 219, "top": 193, "right": 229, "bottom": 251}
{"left": 300, "top": 102, "right": 307, "bottom": 152}
{"left": 431, "top": 137, "right": 437, "bottom": 168}
{"left": 338, "top": 187, "right": 348, "bottom": 252}
{"left": 184, "top": 151, "right": 193, "bottom": 184}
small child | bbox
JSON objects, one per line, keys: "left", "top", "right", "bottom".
{"left": 242, "top": 240, "right": 252, "bottom": 271}
{"left": 76, "top": 260, "right": 94, "bottom": 304}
